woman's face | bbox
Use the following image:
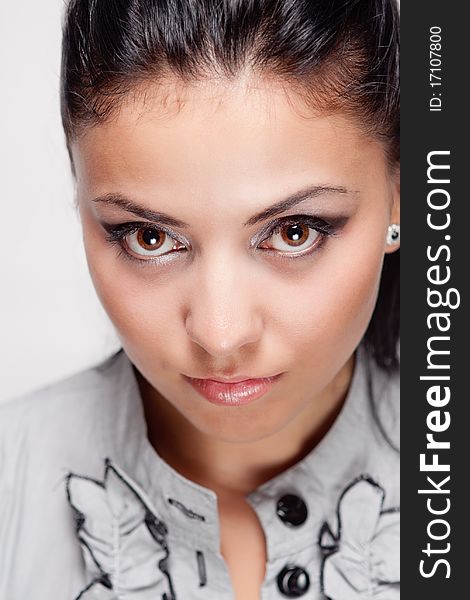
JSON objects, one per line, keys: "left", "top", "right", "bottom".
{"left": 71, "top": 76, "right": 400, "bottom": 443}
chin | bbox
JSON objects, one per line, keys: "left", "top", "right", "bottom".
{"left": 191, "top": 409, "right": 290, "bottom": 444}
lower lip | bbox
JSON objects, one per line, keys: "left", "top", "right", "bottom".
{"left": 184, "top": 374, "right": 283, "bottom": 406}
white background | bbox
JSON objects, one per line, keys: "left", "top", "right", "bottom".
{"left": 0, "top": 1, "right": 119, "bottom": 403}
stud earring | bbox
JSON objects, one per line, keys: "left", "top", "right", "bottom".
{"left": 386, "top": 223, "right": 400, "bottom": 245}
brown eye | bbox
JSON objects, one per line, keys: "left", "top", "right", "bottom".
{"left": 264, "top": 221, "right": 321, "bottom": 254}
{"left": 136, "top": 227, "right": 166, "bottom": 251}
{"left": 125, "top": 226, "right": 182, "bottom": 258}
{"left": 280, "top": 223, "right": 310, "bottom": 247}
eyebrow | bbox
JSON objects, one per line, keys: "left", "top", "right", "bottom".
{"left": 92, "top": 193, "right": 190, "bottom": 228}
{"left": 244, "top": 185, "right": 355, "bottom": 226}
{"left": 91, "top": 185, "right": 356, "bottom": 228}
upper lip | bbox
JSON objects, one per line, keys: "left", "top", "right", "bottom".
{"left": 185, "top": 373, "right": 282, "bottom": 384}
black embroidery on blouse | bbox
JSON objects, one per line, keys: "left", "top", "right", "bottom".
{"left": 74, "top": 575, "right": 112, "bottom": 599}
{"left": 196, "top": 550, "right": 207, "bottom": 587}
{"left": 381, "top": 506, "right": 400, "bottom": 515}
{"left": 65, "top": 472, "right": 113, "bottom": 594}
{"left": 167, "top": 497, "right": 206, "bottom": 521}
{"left": 144, "top": 509, "right": 177, "bottom": 600}
{"left": 317, "top": 473, "right": 400, "bottom": 600}
{"left": 65, "top": 458, "right": 177, "bottom": 600}
{"left": 158, "top": 553, "right": 177, "bottom": 600}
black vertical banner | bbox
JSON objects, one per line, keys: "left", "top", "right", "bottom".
{"left": 401, "top": 1, "right": 467, "bottom": 597}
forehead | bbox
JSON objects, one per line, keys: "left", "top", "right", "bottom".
{"left": 71, "top": 76, "right": 385, "bottom": 206}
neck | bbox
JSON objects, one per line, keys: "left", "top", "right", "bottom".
{"left": 137, "top": 353, "right": 355, "bottom": 498}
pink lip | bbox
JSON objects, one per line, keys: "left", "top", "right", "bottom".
{"left": 183, "top": 374, "right": 283, "bottom": 406}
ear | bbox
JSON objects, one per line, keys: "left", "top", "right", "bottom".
{"left": 384, "top": 163, "right": 400, "bottom": 254}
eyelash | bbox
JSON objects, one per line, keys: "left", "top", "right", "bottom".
{"left": 102, "top": 214, "right": 344, "bottom": 266}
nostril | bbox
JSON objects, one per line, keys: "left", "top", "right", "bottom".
{"left": 184, "top": 311, "right": 263, "bottom": 358}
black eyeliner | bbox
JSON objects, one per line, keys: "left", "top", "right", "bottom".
{"left": 99, "top": 212, "right": 349, "bottom": 265}
{"left": 100, "top": 221, "right": 139, "bottom": 242}
{"left": 99, "top": 220, "right": 188, "bottom": 246}
{"left": 252, "top": 213, "right": 348, "bottom": 247}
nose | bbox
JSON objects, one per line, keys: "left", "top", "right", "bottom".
{"left": 184, "top": 257, "right": 263, "bottom": 358}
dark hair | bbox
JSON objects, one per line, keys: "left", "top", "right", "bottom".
{"left": 60, "top": 0, "right": 400, "bottom": 374}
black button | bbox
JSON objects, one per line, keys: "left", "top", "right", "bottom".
{"left": 277, "top": 565, "right": 310, "bottom": 597}
{"left": 276, "top": 494, "right": 308, "bottom": 527}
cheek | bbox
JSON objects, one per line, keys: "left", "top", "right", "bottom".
{"left": 80, "top": 216, "right": 181, "bottom": 360}
{"left": 93, "top": 270, "right": 180, "bottom": 363}
{"left": 273, "top": 230, "right": 385, "bottom": 365}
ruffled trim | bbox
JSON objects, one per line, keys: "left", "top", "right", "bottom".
{"left": 65, "top": 458, "right": 176, "bottom": 600}
{"left": 65, "top": 460, "right": 399, "bottom": 599}
{"left": 318, "top": 475, "right": 400, "bottom": 599}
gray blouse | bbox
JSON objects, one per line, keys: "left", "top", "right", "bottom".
{"left": 0, "top": 343, "right": 399, "bottom": 599}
